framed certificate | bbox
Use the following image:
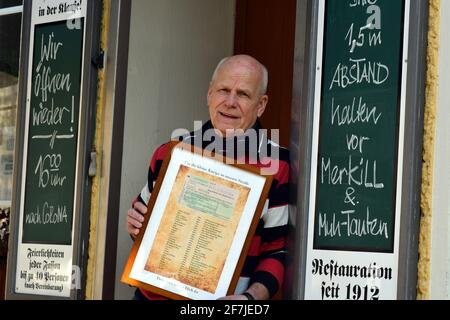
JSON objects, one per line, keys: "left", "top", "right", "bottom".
{"left": 121, "top": 141, "right": 273, "bottom": 300}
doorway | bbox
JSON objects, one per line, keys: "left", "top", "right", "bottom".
{"left": 234, "top": 0, "right": 296, "bottom": 148}
{"left": 114, "top": 0, "right": 236, "bottom": 299}
{"left": 113, "top": 0, "right": 297, "bottom": 300}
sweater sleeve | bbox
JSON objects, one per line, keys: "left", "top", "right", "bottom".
{"left": 249, "top": 159, "right": 289, "bottom": 298}
{"left": 130, "top": 143, "right": 172, "bottom": 300}
{"left": 132, "top": 143, "right": 171, "bottom": 208}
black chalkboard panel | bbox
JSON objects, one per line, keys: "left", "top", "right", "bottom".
{"left": 313, "top": 0, "right": 405, "bottom": 252}
{"left": 22, "top": 19, "right": 84, "bottom": 244}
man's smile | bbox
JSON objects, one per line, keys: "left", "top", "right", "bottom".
{"left": 218, "top": 111, "right": 240, "bottom": 120}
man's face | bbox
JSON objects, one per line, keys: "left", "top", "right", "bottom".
{"left": 207, "top": 61, "right": 268, "bottom": 136}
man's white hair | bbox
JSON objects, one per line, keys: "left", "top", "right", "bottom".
{"left": 211, "top": 56, "right": 269, "bottom": 95}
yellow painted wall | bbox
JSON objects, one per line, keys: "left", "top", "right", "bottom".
{"left": 85, "top": 0, "right": 110, "bottom": 300}
{"left": 417, "top": 0, "right": 440, "bottom": 300}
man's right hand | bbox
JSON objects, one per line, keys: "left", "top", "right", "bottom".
{"left": 126, "top": 201, "right": 147, "bottom": 238}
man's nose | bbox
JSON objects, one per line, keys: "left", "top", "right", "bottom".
{"left": 225, "top": 92, "right": 238, "bottom": 107}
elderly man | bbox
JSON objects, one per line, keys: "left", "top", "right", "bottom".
{"left": 126, "top": 55, "right": 289, "bottom": 300}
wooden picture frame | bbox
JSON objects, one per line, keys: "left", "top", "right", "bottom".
{"left": 121, "top": 141, "right": 273, "bottom": 300}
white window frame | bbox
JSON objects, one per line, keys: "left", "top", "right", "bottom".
{"left": 0, "top": 5, "right": 22, "bottom": 16}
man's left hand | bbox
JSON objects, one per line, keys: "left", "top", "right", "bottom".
{"left": 216, "top": 282, "right": 270, "bottom": 300}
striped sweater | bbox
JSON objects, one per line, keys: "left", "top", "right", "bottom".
{"left": 133, "top": 120, "right": 289, "bottom": 299}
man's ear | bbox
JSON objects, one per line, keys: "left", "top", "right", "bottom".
{"left": 257, "top": 95, "right": 268, "bottom": 118}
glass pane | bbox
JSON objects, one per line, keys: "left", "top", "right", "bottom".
{"left": 0, "top": 12, "right": 21, "bottom": 203}
{"left": 0, "top": 0, "right": 22, "bottom": 9}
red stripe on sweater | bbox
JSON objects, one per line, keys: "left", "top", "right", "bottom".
{"left": 247, "top": 236, "right": 261, "bottom": 256}
{"left": 255, "top": 258, "right": 284, "bottom": 285}
{"left": 260, "top": 237, "right": 285, "bottom": 254}
{"left": 140, "top": 289, "right": 168, "bottom": 300}
{"left": 150, "top": 143, "right": 171, "bottom": 172}
{"left": 254, "top": 159, "right": 289, "bottom": 186}
{"left": 274, "top": 161, "right": 289, "bottom": 185}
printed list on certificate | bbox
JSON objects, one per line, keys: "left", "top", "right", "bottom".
{"left": 145, "top": 165, "right": 250, "bottom": 293}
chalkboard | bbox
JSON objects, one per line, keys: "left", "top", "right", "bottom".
{"left": 22, "top": 19, "right": 84, "bottom": 244}
{"left": 313, "top": 0, "right": 405, "bottom": 252}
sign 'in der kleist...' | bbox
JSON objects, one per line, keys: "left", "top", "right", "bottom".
{"left": 15, "top": 0, "right": 87, "bottom": 297}
{"left": 305, "top": 0, "right": 410, "bottom": 300}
